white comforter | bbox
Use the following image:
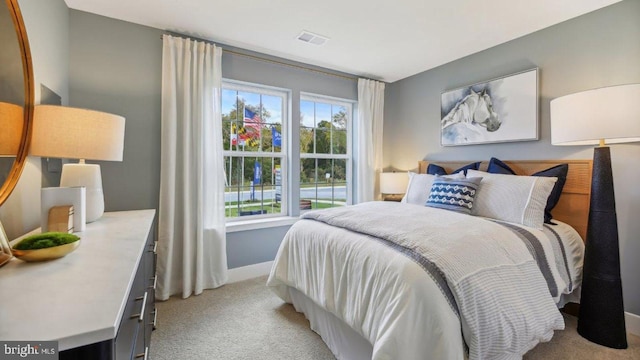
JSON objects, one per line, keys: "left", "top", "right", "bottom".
{"left": 267, "top": 202, "right": 584, "bottom": 360}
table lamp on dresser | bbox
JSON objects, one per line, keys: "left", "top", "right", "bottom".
{"left": 30, "top": 105, "right": 125, "bottom": 223}
{"left": 550, "top": 83, "right": 640, "bottom": 349}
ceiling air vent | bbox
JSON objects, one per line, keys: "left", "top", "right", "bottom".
{"left": 297, "top": 31, "right": 329, "bottom": 46}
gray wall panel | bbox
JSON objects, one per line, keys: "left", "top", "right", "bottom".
{"left": 226, "top": 225, "right": 292, "bottom": 269}
{"left": 68, "top": 10, "right": 356, "bottom": 270}
{"left": 383, "top": 0, "right": 640, "bottom": 314}
{"left": 69, "top": 10, "right": 163, "bottom": 214}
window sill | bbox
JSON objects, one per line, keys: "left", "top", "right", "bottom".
{"left": 225, "top": 216, "right": 299, "bottom": 233}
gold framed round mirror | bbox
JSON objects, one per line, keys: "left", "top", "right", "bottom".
{"left": 0, "top": 0, "right": 33, "bottom": 207}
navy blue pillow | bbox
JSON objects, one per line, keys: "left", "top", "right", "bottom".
{"left": 426, "top": 164, "right": 448, "bottom": 175}
{"left": 487, "top": 157, "right": 516, "bottom": 175}
{"left": 426, "top": 162, "right": 480, "bottom": 176}
{"left": 486, "top": 158, "right": 568, "bottom": 224}
{"left": 533, "top": 164, "right": 569, "bottom": 224}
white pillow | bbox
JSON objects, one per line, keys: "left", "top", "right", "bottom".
{"left": 466, "top": 169, "right": 557, "bottom": 229}
{"left": 401, "top": 172, "right": 465, "bottom": 205}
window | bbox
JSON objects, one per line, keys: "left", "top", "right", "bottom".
{"left": 222, "top": 81, "right": 354, "bottom": 220}
{"left": 299, "top": 94, "right": 352, "bottom": 210}
{"left": 222, "top": 82, "right": 287, "bottom": 219}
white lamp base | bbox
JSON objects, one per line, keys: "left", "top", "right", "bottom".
{"left": 60, "top": 163, "right": 104, "bottom": 223}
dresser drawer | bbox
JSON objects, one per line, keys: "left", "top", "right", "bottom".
{"left": 145, "top": 239, "right": 156, "bottom": 345}
{"left": 115, "top": 257, "right": 147, "bottom": 359}
{"left": 132, "top": 319, "right": 146, "bottom": 360}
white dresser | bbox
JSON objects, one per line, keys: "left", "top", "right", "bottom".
{"left": 0, "top": 210, "right": 157, "bottom": 360}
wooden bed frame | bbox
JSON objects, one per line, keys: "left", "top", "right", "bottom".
{"left": 418, "top": 160, "right": 593, "bottom": 240}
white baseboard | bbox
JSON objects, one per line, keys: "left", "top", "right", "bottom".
{"left": 626, "top": 312, "right": 640, "bottom": 336}
{"left": 227, "top": 261, "right": 274, "bottom": 284}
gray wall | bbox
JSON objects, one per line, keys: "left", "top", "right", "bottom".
{"left": 220, "top": 43, "right": 357, "bottom": 268}
{"left": 227, "top": 226, "right": 291, "bottom": 268}
{"left": 69, "top": 10, "right": 163, "bottom": 214}
{"left": 68, "top": 10, "right": 357, "bottom": 269}
{"left": 19, "top": 0, "right": 69, "bottom": 106}
{"left": 0, "top": 0, "right": 69, "bottom": 240}
{"left": 384, "top": 0, "right": 640, "bottom": 315}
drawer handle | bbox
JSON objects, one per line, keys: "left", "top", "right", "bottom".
{"left": 131, "top": 291, "right": 148, "bottom": 322}
{"left": 151, "top": 308, "right": 158, "bottom": 328}
{"left": 135, "top": 347, "right": 148, "bottom": 359}
{"left": 151, "top": 241, "right": 157, "bottom": 254}
{"left": 148, "top": 276, "right": 157, "bottom": 290}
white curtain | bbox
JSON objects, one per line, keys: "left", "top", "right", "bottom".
{"left": 157, "top": 35, "right": 227, "bottom": 300}
{"left": 356, "top": 78, "right": 385, "bottom": 203}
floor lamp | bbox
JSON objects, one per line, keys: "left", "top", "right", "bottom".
{"left": 31, "top": 105, "right": 125, "bottom": 223}
{"left": 550, "top": 83, "right": 640, "bottom": 349}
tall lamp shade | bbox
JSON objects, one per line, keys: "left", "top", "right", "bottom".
{"left": 550, "top": 83, "right": 640, "bottom": 349}
{"left": 31, "top": 105, "right": 125, "bottom": 222}
{"left": 551, "top": 84, "right": 640, "bottom": 146}
{"left": 0, "top": 102, "right": 23, "bottom": 156}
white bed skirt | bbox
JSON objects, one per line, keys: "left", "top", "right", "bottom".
{"left": 288, "top": 286, "right": 373, "bottom": 360}
{"left": 288, "top": 283, "right": 579, "bottom": 360}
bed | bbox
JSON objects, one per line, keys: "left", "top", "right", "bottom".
{"left": 267, "top": 159, "right": 592, "bottom": 360}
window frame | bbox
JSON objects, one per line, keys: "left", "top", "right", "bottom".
{"left": 299, "top": 92, "right": 355, "bottom": 211}
{"left": 222, "top": 79, "right": 290, "bottom": 222}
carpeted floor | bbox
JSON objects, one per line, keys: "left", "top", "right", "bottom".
{"left": 150, "top": 276, "right": 640, "bottom": 360}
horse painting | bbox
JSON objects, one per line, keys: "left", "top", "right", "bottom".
{"left": 441, "top": 89, "right": 501, "bottom": 145}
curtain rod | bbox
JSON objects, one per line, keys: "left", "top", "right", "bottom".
{"left": 161, "top": 34, "right": 358, "bottom": 82}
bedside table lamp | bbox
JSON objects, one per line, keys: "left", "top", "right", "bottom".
{"left": 380, "top": 172, "right": 408, "bottom": 201}
{"left": 0, "top": 102, "right": 23, "bottom": 156}
{"left": 31, "top": 105, "right": 125, "bottom": 223}
{"left": 550, "top": 83, "right": 640, "bottom": 349}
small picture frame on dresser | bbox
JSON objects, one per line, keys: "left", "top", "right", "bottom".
{"left": 41, "top": 187, "right": 86, "bottom": 232}
{"left": 0, "top": 221, "right": 12, "bottom": 267}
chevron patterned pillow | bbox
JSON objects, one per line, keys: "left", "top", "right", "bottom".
{"left": 425, "top": 176, "right": 483, "bottom": 214}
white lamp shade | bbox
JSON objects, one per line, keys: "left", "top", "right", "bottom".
{"left": 31, "top": 105, "right": 125, "bottom": 161}
{"left": 31, "top": 105, "right": 125, "bottom": 223}
{"left": 380, "top": 172, "right": 409, "bottom": 194}
{"left": 550, "top": 84, "right": 640, "bottom": 146}
{"left": 0, "top": 102, "right": 23, "bottom": 156}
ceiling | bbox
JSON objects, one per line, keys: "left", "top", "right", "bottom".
{"left": 64, "top": 0, "right": 621, "bottom": 83}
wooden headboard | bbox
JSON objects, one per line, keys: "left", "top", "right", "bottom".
{"left": 418, "top": 160, "right": 593, "bottom": 240}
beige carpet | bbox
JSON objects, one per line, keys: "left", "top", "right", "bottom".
{"left": 151, "top": 276, "right": 640, "bottom": 360}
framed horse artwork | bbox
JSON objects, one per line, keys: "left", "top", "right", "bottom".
{"left": 441, "top": 68, "right": 538, "bottom": 146}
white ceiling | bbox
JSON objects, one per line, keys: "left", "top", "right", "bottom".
{"left": 64, "top": 0, "right": 621, "bottom": 83}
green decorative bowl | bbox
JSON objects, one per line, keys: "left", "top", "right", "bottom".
{"left": 11, "top": 232, "right": 81, "bottom": 262}
{"left": 12, "top": 241, "right": 80, "bottom": 262}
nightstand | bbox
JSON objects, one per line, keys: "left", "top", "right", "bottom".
{"left": 382, "top": 194, "right": 403, "bottom": 202}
